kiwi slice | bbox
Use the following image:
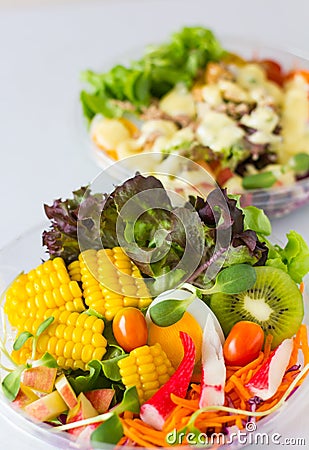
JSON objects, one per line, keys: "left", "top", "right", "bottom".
{"left": 210, "top": 266, "right": 304, "bottom": 349}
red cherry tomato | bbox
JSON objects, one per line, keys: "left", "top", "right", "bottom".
{"left": 258, "top": 59, "right": 284, "bottom": 86}
{"left": 223, "top": 321, "right": 264, "bottom": 366}
{"left": 112, "top": 307, "right": 148, "bottom": 353}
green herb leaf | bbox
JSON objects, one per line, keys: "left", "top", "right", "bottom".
{"left": 113, "top": 386, "right": 140, "bottom": 415}
{"left": 84, "top": 309, "right": 105, "bottom": 319}
{"left": 2, "top": 366, "right": 24, "bottom": 401}
{"left": 13, "top": 331, "right": 33, "bottom": 351}
{"left": 202, "top": 264, "right": 257, "bottom": 295}
{"left": 100, "top": 355, "right": 127, "bottom": 382}
{"left": 32, "top": 352, "right": 58, "bottom": 368}
{"left": 36, "top": 316, "right": 54, "bottom": 337}
{"left": 91, "top": 413, "right": 123, "bottom": 446}
{"left": 149, "top": 294, "right": 194, "bottom": 327}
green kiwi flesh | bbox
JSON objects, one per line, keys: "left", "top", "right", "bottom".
{"left": 210, "top": 266, "right": 304, "bottom": 349}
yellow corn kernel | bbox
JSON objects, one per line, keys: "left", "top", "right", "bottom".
{"left": 55, "top": 338, "right": 66, "bottom": 356}
{"left": 83, "top": 315, "right": 97, "bottom": 330}
{"left": 67, "top": 312, "right": 79, "bottom": 326}
{"left": 57, "top": 356, "right": 66, "bottom": 367}
{"left": 53, "top": 288, "right": 66, "bottom": 307}
{"left": 65, "top": 298, "right": 85, "bottom": 312}
{"left": 69, "top": 281, "right": 82, "bottom": 298}
{"left": 59, "top": 284, "right": 74, "bottom": 302}
{"left": 92, "top": 319, "right": 104, "bottom": 334}
{"left": 91, "top": 333, "right": 107, "bottom": 348}
{"left": 68, "top": 260, "right": 81, "bottom": 282}
{"left": 73, "top": 360, "right": 84, "bottom": 370}
{"left": 72, "top": 328, "right": 83, "bottom": 343}
{"left": 118, "top": 343, "right": 175, "bottom": 403}
{"left": 81, "top": 344, "right": 95, "bottom": 363}
{"left": 41, "top": 275, "right": 52, "bottom": 291}
{"left": 47, "top": 336, "right": 58, "bottom": 354}
{"left": 92, "top": 347, "right": 106, "bottom": 361}
{"left": 50, "top": 272, "right": 61, "bottom": 288}
{"left": 81, "top": 329, "right": 93, "bottom": 345}
{"left": 63, "top": 341, "right": 75, "bottom": 359}
{"left": 37, "top": 334, "right": 49, "bottom": 353}
{"left": 63, "top": 326, "right": 75, "bottom": 341}
{"left": 72, "top": 343, "right": 83, "bottom": 360}
{"left": 64, "top": 358, "right": 74, "bottom": 369}
{"left": 55, "top": 324, "right": 66, "bottom": 339}
{"left": 76, "top": 313, "right": 88, "bottom": 328}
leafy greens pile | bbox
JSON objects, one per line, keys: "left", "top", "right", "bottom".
{"left": 42, "top": 173, "right": 309, "bottom": 289}
{"left": 80, "top": 27, "right": 225, "bottom": 122}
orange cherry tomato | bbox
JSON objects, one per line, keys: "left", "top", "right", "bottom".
{"left": 285, "top": 70, "right": 309, "bottom": 84}
{"left": 112, "top": 307, "right": 148, "bottom": 353}
{"left": 223, "top": 321, "right": 264, "bottom": 366}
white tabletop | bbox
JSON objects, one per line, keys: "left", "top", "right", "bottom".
{"left": 1, "top": 0, "right": 309, "bottom": 448}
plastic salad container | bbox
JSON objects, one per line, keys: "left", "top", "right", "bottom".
{"left": 0, "top": 225, "right": 309, "bottom": 450}
{"left": 81, "top": 36, "right": 309, "bottom": 218}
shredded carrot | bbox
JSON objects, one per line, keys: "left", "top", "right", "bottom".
{"left": 300, "top": 324, "right": 309, "bottom": 365}
{"left": 263, "top": 334, "right": 273, "bottom": 360}
{"left": 190, "top": 383, "right": 201, "bottom": 394}
{"left": 170, "top": 393, "right": 199, "bottom": 410}
{"left": 300, "top": 281, "right": 305, "bottom": 294}
{"left": 119, "top": 324, "right": 309, "bottom": 447}
{"left": 121, "top": 421, "right": 160, "bottom": 448}
{"left": 229, "top": 375, "right": 252, "bottom": 400}
{"left": 123, "top": 411, "right": 134, "bottom": 420}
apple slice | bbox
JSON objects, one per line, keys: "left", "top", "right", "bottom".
{"left": 85, "top": 389, "right": 115, "bottom": 414}
{"left": 246, "top": 338, "right": 293, "bottom": 400}
{"left": 13, "top": 384, "right": 39, "bottom": 409}
{"left": 66, "top": 393, "right": 98, "bottom": 437}
{"left": 55, "top": 374, "right": 78, "bottom": 409}
{"left": 22, "top": 366, "right": 57, "bottom": 393}
{"left": 25, "top": 391, "right": 67, "bottom": 421}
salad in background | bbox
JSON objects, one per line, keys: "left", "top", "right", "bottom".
{"left": 1, "top": 174, "right": 309, "bottom": 448}
{"left": 81, "top": 26, "right": 309, "bottom": 194}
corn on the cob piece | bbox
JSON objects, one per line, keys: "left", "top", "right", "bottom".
{"left": 79, "top": 248, "right": 152, "bottom": 321}
{"left": 118, "top": 343, "right": 175, "bottom": 403}
{"left": 11, "top": 311, "right": 107, "bottom": 370}
{"left": 4, "top": 258, "right": 85, "bottom": 332}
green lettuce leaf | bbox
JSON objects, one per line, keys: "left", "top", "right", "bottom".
{"left": 266, "top": 231, "right": 309, "bottom": 283}
{"left": 80, "top": 26, "right": 225, "bottom": 120}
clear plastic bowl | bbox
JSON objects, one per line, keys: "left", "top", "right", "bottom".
{"left": 0, "top": 224, "right": 309, "bottom": 449}
{"left": 80, "top": 37, "right": 309, "bottom": 219}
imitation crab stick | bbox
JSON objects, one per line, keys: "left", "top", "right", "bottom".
{"left": 140, "top": 332, "right": 195, "bottom": 430}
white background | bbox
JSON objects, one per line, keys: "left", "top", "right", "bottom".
{"left": 0, "top": 0, "right": 309, "bottom": 448}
